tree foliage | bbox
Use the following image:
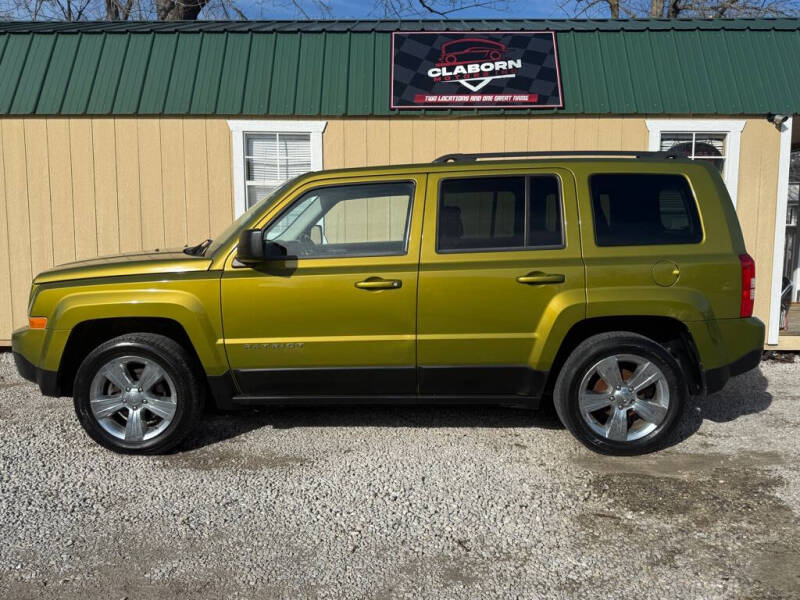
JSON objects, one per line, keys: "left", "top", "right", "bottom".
{"left": 559, "top": 0, "right": 800, "bottom": 18}
{"left": 0, "top": 0, "right": 509, "bottom": 21}
{"left": 2, "top": 0, "right": 797, "bottom": 27}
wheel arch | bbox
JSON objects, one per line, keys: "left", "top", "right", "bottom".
{"left": 38, "top": 287, "right": 228, "bottom": 393}
{"left": 545, "top": 316, "right": 703, "bottom": 396}
{"left": 57, "top": 317, "right": 206, "bottom": 397}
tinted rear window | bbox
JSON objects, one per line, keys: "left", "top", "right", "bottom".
{"left": 590, "top": 174, "right": 703, "bottom": 246}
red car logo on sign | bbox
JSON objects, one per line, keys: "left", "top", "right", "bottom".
{"left": 437, "top": 38, "right": 506, "bottom": 66}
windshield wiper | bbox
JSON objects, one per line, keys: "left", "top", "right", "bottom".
{"left": 183, "top": 239, "right": 212, "bottom": 256}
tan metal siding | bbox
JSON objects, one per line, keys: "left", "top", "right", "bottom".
{"left": 115, "top": 119, "right": 142, "bottom": 253}
{"left": 2, "top": 119, "right": 33, "bottom": 330}
{"left": 322, "top": 119, "right": 344, "bottom": 169}
{"left": 160, "top": 120, "right": 188, "bottom": 248}
{"left": 344, "top": 119, "right": 367, "bottom": 168}
{"left": 412, "top": 120, "right": 433, "bottom": 163}
{"left": 388, "top": 120, "right": 412, "bottom": 164}
{"left": 92, "top": 119, "right": 120, "bottom": 257}
{"left": 137, "top": 119, "right": 166, "bottom": 251}
{"left": 184, "top": 120, "right": 211, "bottom": 245}
{"left": 366, "top": 120, "right": 389, "bottom": 166}
{"left": 736, "top": 119, "right": 780, "bottom": 322}
{"left": 206, "top": 120, "right": 234, "bottom": 231}
{"left": 319, "top": 117, "right": 650, "bottom": 170}
{"left": 46, "top": 120, "right": 76, "bottom": 265}
{"left": 0, "top": 120, "right": 13, "bottom": 338}
{"left": 69, "top": 119, "right": 98, "bottom": 260}
{"left": 503, "top": 119, "right": 527, "bottom": 152}
{"left": 0, "top": 117, "right": 234, "bottom": 343}
{"left": 24, "top": 120, "right": 55, "bottom": 281}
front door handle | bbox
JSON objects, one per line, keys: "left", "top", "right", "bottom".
{"left": 516, "top": 272, "right": 565, "bottom": 285}
{"left": 355, "top": 277, "right": 402, "bottom": 290}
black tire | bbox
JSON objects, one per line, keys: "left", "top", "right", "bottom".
{"left": 553, "top": 332, "right": 686, "bottom": 455}
{"left": 73, "top": 333, "right": 204, "bottom": 454}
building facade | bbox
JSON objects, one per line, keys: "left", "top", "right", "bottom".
{"left": 0, "top": 19, "right": 798, "bottom": 348}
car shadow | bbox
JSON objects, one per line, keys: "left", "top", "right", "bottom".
{"left": 178, "top": 366, "right": 773, "bottom": 454}
{"left": 178, "top": 401, "right": 564, "bottom": 453}
{"left": 663, "top": 365, "right": 773, "bottom": 450}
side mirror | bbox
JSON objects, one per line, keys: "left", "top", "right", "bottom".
{"left": 236, "top": 229, "right": 266, "bottom": 264}
{"left": 236, "top": 230, "right": 289, "bottom": 264}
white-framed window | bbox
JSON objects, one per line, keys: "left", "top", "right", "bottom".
{"left": 228, "top": 120, "right": 327, "bottom": 217}
{"left": 646, "top": 119, "right": 745, "bottom": 207}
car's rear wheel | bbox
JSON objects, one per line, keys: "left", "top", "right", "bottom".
{"left": 73, "top": 333, "right": 204, "bottom": 454}
{"left": 553, "top": 332, "right": 686, "bottom": 455}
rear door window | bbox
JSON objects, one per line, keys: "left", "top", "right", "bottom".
{"left": 437, "top": 175, "right": 563, "bottom": 252}
{"left": 589, "top": 174, "right": 703, "bottom": 246}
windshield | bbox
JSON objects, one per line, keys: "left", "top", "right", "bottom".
{"left": 205, "top": 177, "right": 300, "bottom": 257}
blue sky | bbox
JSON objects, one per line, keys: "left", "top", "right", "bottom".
{"left": 238, "top": 0, "right": 572, "bottom": 20}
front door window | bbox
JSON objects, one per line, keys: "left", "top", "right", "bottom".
{"left": 264, "top": 182, "right": 414, "bottom": 259}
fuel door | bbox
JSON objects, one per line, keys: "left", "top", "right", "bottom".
{"left": 652, "top": 259, "right": 680, "bottom": 287}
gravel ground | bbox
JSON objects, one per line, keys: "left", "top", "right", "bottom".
{"left": 1, "top": 351, "right": 799, "bottom": 600}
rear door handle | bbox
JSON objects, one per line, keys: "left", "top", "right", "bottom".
{"left": 355, "top": 277, "right": 402, "bottom": 290}
{"left": 516, "top": 272, "right": 565, "bottom": 285}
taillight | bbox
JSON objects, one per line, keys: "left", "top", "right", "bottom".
{"left": 739, "top": 253, "right": 755, "bottom": 318}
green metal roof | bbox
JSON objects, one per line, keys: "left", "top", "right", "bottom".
{"left": 0, "top": 19, "right": 798, "bottom": 116}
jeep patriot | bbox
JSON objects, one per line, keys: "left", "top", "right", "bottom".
{"left": 12, "top": 151, "right": 765, "bottom": 455}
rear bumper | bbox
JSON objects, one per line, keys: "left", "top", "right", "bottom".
{"left": 13, "top": 351, "right": 61, "bottom": 397}
{"left": 688, "top": 317, "right": 764, "bottom": 395}
{"left": 703, "top": 349, "right": 762, "bottom": 394}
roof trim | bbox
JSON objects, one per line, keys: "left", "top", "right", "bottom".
{"left": 1, "top": 18, "right": 800, "bottom": 34}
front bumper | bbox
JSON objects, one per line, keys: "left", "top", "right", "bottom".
{"left": 11, "top": 326, "right": 62, "bottom": 397}
{"left": 13, "top": 351, "right": 61, "bottom": 396}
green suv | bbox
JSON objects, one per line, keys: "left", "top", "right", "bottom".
{"left": 12, "top": 151, "right": 765, "bottom": 455}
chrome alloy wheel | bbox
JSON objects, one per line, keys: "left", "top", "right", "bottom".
{"left": 89, "top": 355, "right": 177, "bottom": 443}
{"left": 577, "top": 353, "right": 670, "bottom": 443}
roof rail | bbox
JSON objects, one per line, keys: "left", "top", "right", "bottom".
{"left": 432, "top": 150, "right": 679, "bottom": 163}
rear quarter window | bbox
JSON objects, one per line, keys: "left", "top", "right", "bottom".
{"left": 589, "top": 174, "right": 703, "bottom": 247}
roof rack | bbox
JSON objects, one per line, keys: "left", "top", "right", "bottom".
{"left": 432, "top": 150, "right": 679, "bottom": 163}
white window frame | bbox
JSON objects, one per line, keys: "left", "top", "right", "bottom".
{"left": 228, "top": 120, "right": 327, "bottom": 217}
{"left": 768, "top": 116, "right": 793, "bottom": 345}
{"left": 646, "top": 119, "right": 745, "bottom": 207}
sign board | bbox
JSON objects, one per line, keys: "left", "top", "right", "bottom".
{"left": 391, "top": 31, "right": 563, "bottom": 110}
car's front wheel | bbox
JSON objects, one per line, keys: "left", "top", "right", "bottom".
{"left": 73, "top": 333, "right": 204, "bottom": 454}
{"left": 553, "top": 332, "right": 686, "bottom": 455}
